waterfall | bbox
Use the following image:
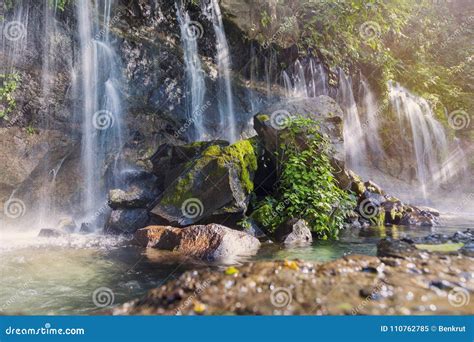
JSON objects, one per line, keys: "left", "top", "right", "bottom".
{"left": 281, "top": 57, "right": 329, "bottom": 98}
{"left": 1, "top": 1, "right": 29, "bottom": 72}
{"left": 308, "top": 58, "right": 328, "bottom": 97}
{"left": 75, "top": 0, "right": 124, "bottom": 222}
{"left": 202, "top": 0, "right": 237, "bottom": 142}
{"left": 337, "top": 69, "right": 367, "bottom": 172}
{"left": 359, "top": 78, "right": 384, "bottom": 159}
{"left": 176, "top": 3, "right": 207, "bottom": 141}
{"left": 37, "top": 0, "right": 59, "bottom": 227}
{"left": 388, "top": 82, "right": 452, "bottom": 198}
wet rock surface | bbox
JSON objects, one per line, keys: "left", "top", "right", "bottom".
{"left": 377, "top": 229, "right": 474, "bottom": 258}
{"left": 113, "top": 253, "right": 474, "bottom": 315}
{"left": 134, "top": 224, "right": 261, "bottom": 262}
{"left": 38, "top": 228, "right": 66, "bottom": 238}
{"left": 105, "top": 209, "right": 150, "bottom": 235}
{"left": 113, "top": 229, "right": 474, "bottom": 315}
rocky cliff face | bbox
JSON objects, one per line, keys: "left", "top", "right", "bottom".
{"left": 0, "top": 0, "right": 266, "bottom": 221}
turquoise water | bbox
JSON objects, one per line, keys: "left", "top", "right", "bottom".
{"left": 0, "top": 222, "right": 469, "bottom": 315}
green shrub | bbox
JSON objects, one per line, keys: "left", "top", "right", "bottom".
{"left": 252, "top": 117, "right": 355, "bottom": 239}
{"left": 0, "top": 73, "right": 20, "bottom": 119}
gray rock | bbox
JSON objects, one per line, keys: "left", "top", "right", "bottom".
{"left": 274, "top": 218, "right": 313, "bottom": 245}
{"left": 109, "top": 186, "right": 154, "bottom": 209}
{"left": 57, "top": 217, "right": 77, "bottom": 233}
{"left": 108, "top": 170, "right": 160, "bottom": 210}
{"left": 79, "top": 223, "right": 93, "bottom": 234}
{"left": 134, "top": 224, "right": 261, "bottom": 262}
{"left": 105, "top": 209, "right": 149, "bottom": 235}
{"left": 38, "top": 228, "right": 65, "bottom": 238}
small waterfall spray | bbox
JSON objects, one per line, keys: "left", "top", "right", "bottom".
{"left": 281, "top": 57, "right": 328, "bottom": 98}
{"left": 337, "top": 69, "right": 367, "bottom": 172}
{"left": 388, "top": 82, "right": 452, "bottom": 198}
{"left": 202, "top": 0, "right": 237, "bottom": 142}
{"left": 176, "top": 3, "right": 207, "bottom": 141}
{"left": 359, "top": 78, "right": 384, "bottom": 158}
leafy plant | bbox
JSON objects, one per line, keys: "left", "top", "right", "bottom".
{"left": 26, "top": 125, "right": 37, "bottom": 135}
{"left": 0, "top": 73, "right": 20, "bottom": 119}
{"left": 48, "top": 0, "right": 69, "bottom": 11}
{"left": 252, "top": 117, "right": 355, "bottom": 239}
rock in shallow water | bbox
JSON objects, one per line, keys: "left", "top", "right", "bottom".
{"left": 274, "top": 218, "right": 312, "bottom": 245}
{"left": 105, "top": 209, "right": 149, "bottom": 235}
{"left": 377, "top": 229, "right": 474, "bottom": 258}
{"left": 38, "top": 228, "right": 66, "bottom": 238}
{"left": 134, "top": 224, "right": 261, "bottom": 262}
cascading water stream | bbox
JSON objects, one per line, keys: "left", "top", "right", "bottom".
{"left": 75, "top": 0, "right": 124, "bottom": 223}
{"left": 176, "top": 3, "right": 207, "bottom": 141}
{"left": 388, "top": 82, "right": 452, "bottom": 198}
{"left": 37, "top": 0, "right": 59, "bottom": 227}
{"left": 281, "top": 57, "right": 328, "bottom": 98}
{"left": 336, "top": 69, "right": 368, "bottom": 172}
{"left": 202, "top": 0, "right": 237, "bottom": 142}
{"left": 359, "top": 78, "right": 384, "bottom": 159}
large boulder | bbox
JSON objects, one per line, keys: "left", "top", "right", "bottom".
{"left": 105, "top": 209, "right": 150, "bottom": 235}
{"left": 108, "top": 170, "right": 159, "bottom": 210}
{"left": 134, "top": 224, "right": 261, "bottom": 262}
{"left": 149, "top": 139, "right": 261, "bottom": 227}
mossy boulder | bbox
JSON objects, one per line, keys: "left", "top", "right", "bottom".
{"left": 150, "top": 139, "right": 261, "bottom": 227}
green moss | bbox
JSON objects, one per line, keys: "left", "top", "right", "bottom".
{"left": 161, "top": 140, "right": 258, "bottom": 206}
{"left": 415, "top": 243, "right": 464, "bottom": 253}
{"left": 256, "top": 114, "right": 270, "bottom": 122}
{"left": 203, "top": 140, "right": 258, "bottom": 193}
